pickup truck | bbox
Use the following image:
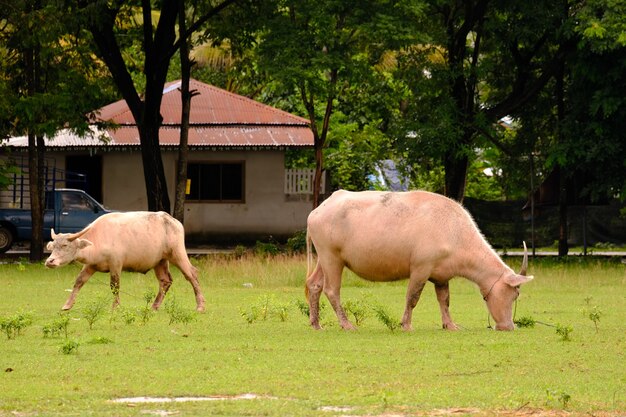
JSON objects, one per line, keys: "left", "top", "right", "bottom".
{"left": 0, "top": 188, "right": 111, "bottom": 253}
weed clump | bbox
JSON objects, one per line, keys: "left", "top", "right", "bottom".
{"left": 373, "top": 306, "right": 400, "bottom": 332}
{"left": 164, "top": 296, "right": 197, "bottom": 325}
{"left": 60, "top": 339, "right": 80, "bottom": 355}
{"left": 240, "top": 294, "right": 293, "bottom": 324}
{"left": 556, "top": 323, "right": 573, "bottom": 341}
{"left": 0, "top": 311, "right": 33, "bottom": 339}
{"left": 43, "top": 313, "right": 71, "bottom": 338}
{"left": 514, "top": 315, "right": 536, "bottom": 328}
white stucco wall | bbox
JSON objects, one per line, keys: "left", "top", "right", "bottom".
{"left": 100, "top": 148, "right": 312, "bottom": 242}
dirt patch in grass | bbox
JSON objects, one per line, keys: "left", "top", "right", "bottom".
{"left": 110, "top": 393, "right": 274, "bottom": 404}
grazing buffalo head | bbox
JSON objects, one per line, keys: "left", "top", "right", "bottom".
{"left": 45, "top": 229, "right": 92, "bottom": 269}
{"left": 483, "top": 242, "right": 534, "bottom": 330}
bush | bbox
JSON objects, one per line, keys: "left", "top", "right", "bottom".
{"left": 254, "top": 240, "right": 280, "bottom": 257}
{"left": 286, "top": 230, "right": 307, "bottom": 253}
{"left": 1, "top": 311, "right": 33, "bottom": 339}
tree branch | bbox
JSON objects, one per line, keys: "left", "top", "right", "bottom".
{"left": 168, "top": 0, "right": 239, "bottom": 60}
{"left": 485, "top": 37, "right": 577, "bottom": 120}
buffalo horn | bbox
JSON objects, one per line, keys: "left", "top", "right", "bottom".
{"left": 520, "top": 241, "right": 528, "bottom": 276}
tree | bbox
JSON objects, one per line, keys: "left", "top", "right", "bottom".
{"left": 395, "top": 0, "right": 575, "bottom": 202}
{"left": 75, "top": 0, "right": 237, "bottom": 212}
{"left": 172, "top": 0, "right": 197, "bottom": 223}
{"left": 0, "top": 0, "right": 110, "bottom": 260}
{"left": 256, "top": 0, "right": 423, "bottom": 207}
{"left": 561, "top": 0, "right": 626, "bottom": 203}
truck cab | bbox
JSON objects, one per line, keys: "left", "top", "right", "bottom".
{"left": 0, "top": 188, "right": 111, "bottom": 253}
{"left": 45, "top": 189, "right": 110, "bottom": 236}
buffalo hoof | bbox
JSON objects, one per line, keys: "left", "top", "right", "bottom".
{"left": 443, "top": 322, "right": 460, "bottom": 331}
{"left": 310, "top": 322, "right": 322, "bottom": 330}
{"left": 340, "top": 322, "right": 357, "bottom": 331}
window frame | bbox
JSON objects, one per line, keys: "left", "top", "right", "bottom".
{"left": 184, "top": 160, "right": 246, "bottom": 204}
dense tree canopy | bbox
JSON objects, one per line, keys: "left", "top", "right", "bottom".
{"left": 0, "top": 0, "right": 113, "bottom": 260}
{"left": 1, "top": 0, "right": 624, "bottom": 253}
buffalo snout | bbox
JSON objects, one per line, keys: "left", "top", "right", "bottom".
{"left": 45, "top": 256, "right": 60, "bottom": 268}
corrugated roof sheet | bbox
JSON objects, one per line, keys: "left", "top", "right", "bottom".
{"left": 4, "top": 79, "right": 313, "bottom": 149}
{"left": 96, "top": 79, "right": 310, "bottom": 127}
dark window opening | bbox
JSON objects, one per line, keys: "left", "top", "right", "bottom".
{"left": 186, "top": 162, "right": 244, "bottom": 203}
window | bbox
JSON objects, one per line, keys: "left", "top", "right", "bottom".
{"left": 186, "top": 161, "right": 244, "bottom": 203}
{"left": 61, "top": 192, "right": 97, "bottom": 212}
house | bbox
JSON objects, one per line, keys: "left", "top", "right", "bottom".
{"left": 1, "top": 79, "right": 322, "bottom": 244}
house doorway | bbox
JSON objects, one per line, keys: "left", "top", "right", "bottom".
{"left": 65, "top": 155, "right": 103, "bottom": 203}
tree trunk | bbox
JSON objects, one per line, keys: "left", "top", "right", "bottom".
{"left": 173, "top": 0, "right": 193, "bottom": 223}
{"left": 443, "top": 146, "right": 469, "bottom": 203}
{"left": 557, "top": 167, "right": 569, "bottom": 257}
{"left": 28, "top": 134, "right": 45, "bottom": 261}
{"left": 25, "top": 40, "right": 45, "bottom": 261}
{"left": 556, "top": 61, "right": 568, "bottom": 257}
{"left": 139, "top": 122, "right": 170, "bottom": 213}
{"left": 313, "top": 142, "right": 324, "bottom": 208}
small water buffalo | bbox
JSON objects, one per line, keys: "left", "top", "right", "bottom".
{"left": 45, "top": 211, "right": 205, "bottom": 312}
{"left": 305, "top": 190, "right": 534, "bottom": 331}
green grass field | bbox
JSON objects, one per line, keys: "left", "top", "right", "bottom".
{"left": 0, "top": 254, "right": 624, "bottom": 416}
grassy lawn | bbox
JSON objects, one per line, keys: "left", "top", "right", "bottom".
{"left": 0, "top": 254, "right": 624, "bottom": 416}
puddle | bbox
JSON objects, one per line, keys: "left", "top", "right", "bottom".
{"left": 110, "top": 393, "right": 271, "bottom": 404}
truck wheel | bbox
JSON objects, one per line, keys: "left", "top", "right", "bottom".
{"left": 0, "top": 226, "right": 14, "bottom": 254}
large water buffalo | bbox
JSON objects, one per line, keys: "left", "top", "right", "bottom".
{"left": 305, "top": 190, "right": 534, "bottom": 331}
{"left": 45, "top": 211, "right": 205, "bottom": 312}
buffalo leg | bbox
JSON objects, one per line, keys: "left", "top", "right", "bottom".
{"left": 110, "top": 271, "right": 121, "bottom": 308}
{"left": 433, "top": 282, "right": 459, "bottom": 330}
{"left": 171, "top": 255, "right": 206, "bottom": 312}
{"left": 62, "top": 265, "right": 96, "bottom": 310}
{"left": 152, "top": 260, "right": 173, "bottom": 310}
{"left": 401, "top": 270, "right": 429, "bottom": 331}
{"left": 320, "top": 259, "right": 355, "bottom": 331}
{"left": 305, "top": 261, "right": 324, "bottom": 329}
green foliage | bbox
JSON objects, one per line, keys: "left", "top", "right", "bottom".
{"left": 86, "top": 336, "right": 113, "bottom": 345}
{"left": 239, "top": 294, "right": 294, "bottom": 324}
{"left": 42, "top": 313, "right": 71, "bottom": 339}
{"left": 143, "top": 289, "right": 156, "bottom": 306}
{"left": 325, "top": 116, "right": 392, "bottom": 191}
{"left": 546, "top": 389, "right": 572, "bottom": 409}
{"left": 59, "top": 339, "right": 80, "bottom": 355}
{"left": 138, "top": 306, "right": 155, "bottom": 326}
{"left": 137, "top": 289, "right": 156, "bottom": 325}
{"left": 164, "top": 296, "right": 197, "bottom": 326}
{"left": 0, "top": 160, "right": 22, "bottom": 190}
{"left": 514, "top": 315, "right": 536, "bottom": 329}
{"left": 556, "top": 323, "right": 574, "bottom": 341}
{"left": 373, "top": 305, "right": 400, "bottom": 332}
{"left": 583, "top": 305, "right": 603, "bottom": 333}
{"left": 294, "top": 299, "right": 310, "bottom": 318}
{"left": 82, "top": 297, "right": 109, "bottom": 330}
{"left": 119, "top": 307, "right": 137, "bottom": 326}
{"left": 343, "top": 296, "right": 372, "bottom": 327}
{"left": 0, "top": 311, "right": 33, "bottom": 340}
{"left": 286, "top": 230, "right": 307, "bottom": 254}
{"left": 254, "top": 241, "right": 280, "bottom": 258}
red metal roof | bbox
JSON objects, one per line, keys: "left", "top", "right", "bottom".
{"left": 92, "top": 79, "right": 313, "bottom": 148}
{"left": 108, "top": 125, "right": 313, "bottom": 147}
{"left": 5, "top": 80, "right": 313, "bottom": 150}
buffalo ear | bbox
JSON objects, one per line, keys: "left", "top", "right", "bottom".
{"left": 504, "top": 273, "right": 534, "bottom": 287}
{"left": 46, "top": 241, "right": 54, "bottom": 251}
{"left": 76, "top": 238, "right": 93, "bottom": 249}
